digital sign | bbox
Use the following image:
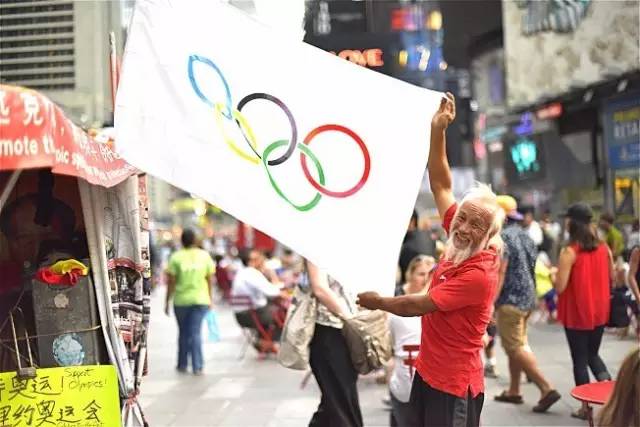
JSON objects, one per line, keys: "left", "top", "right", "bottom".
{"left": 505, "top": 134, "right": 547, "bottom": 183}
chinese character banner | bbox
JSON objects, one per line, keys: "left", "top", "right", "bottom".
{"left": 0, "top": 85, "right": 136, "bottom": 188}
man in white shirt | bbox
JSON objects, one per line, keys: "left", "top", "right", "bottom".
{"left": 522, "top": 208, "right": 543, "bottom": 247}
{"left": 231, "top": 249, "right": 283, "bottom": 348}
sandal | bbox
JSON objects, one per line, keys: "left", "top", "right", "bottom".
{"left": 571, "top": 408, "right": 589, "bottom": 420}
{"left": 494, "top": 391, "right": 524, "bottom": 404}
{"left": 533, "top": 390, "right": 561, "bottom": 413}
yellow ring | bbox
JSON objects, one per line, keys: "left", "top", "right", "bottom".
{"left": 213, "top": 102, "right": 260, "bottom": 164}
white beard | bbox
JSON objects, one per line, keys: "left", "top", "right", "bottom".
{"left": 444, "top": 232, "right": 483, "bottom": 266}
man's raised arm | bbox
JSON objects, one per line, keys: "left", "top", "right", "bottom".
{"left": 428, "top": 92, "right": 456, "bottom": 219}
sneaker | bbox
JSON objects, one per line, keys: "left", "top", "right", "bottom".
{"left": 484, "top": 364, "right": 498, "bottom": 378}
{"left": 176, "top": 367, "right": 188, "bottom": 374}
{"left": 193, "top": 370, "right": 205, "bottom": 376}
{"left": 382, "top": 396, "right": 391, "bottom": 407}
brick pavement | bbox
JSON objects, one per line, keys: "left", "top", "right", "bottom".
{"left": 141, "top": 289, "right": 636, "bottom": 427}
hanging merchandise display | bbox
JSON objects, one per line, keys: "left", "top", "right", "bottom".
{"left": 0, "top": 84, "right": 150, "bottom": 427}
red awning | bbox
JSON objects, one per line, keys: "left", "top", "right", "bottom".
{"left": 0, "top": 84, "right": 136, "bottom": 187}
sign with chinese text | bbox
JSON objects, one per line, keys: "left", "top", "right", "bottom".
{"left": 0, "top": 85, "right": 136, "bottom": 187}
{"left": 0, "top": 365, "right": 121, "bottom": 427}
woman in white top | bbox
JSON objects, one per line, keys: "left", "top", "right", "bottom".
{"left": 306, "top": 260, "right": 361, "bottom": 427}
{"left": 389, "top": 255, "right": 435, "bottom": 427}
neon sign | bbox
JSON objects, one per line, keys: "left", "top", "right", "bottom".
{"left": 329, "top": 49, "right": 384, "bottom": 68}
{"left": 510, "top": 137, "right": 540, "bottom": 174}
{"left": 514, "top": 112, "right": 534, "bottom": 136}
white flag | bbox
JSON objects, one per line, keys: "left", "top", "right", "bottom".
{"left": 115, "top": 0, "right": 442, "bottom": 295}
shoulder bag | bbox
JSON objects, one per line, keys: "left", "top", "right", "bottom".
{"left": 341, "top": 309, "right": 392, "bottom": 375}
{"left": 277, "top": 282, "right": 317, "bottom": 370}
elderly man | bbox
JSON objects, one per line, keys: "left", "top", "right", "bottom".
{"left": 357, "top": 93, "right": 504, "bottom": 427}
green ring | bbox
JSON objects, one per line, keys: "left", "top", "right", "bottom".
{"left": 262, "top": 140, "right": 325, "bottom": 212}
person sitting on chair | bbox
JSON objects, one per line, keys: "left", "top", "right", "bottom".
{"left": 231, "top": 248, "right": 284, "bottom": 353}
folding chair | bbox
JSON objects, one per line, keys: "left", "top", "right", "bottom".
{"left": 229, "top": 295, "right": 275, "bottom": 359}
{"left": 402, "top": 344, "right": 420, "bottom": 376}
{"left": 215, "top": 266, "right": 232, "bottom": 302}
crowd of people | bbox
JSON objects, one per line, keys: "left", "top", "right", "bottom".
{"left": 157, "top": 93, "right": 639, "bottom": 427}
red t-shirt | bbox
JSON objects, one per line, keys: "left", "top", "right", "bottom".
{"left": 415, "top": 203, "right": 499, "bottom": 398}
{"left": 557, "top": 243, "right": 610, "bottom": 330}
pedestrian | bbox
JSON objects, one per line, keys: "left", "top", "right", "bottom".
{"left": 389, "top": 255, "right": 435, "bottom": 427}
{"left": 521, "top": 206, "right": 544, "bottom": 248}
{"left": 541, "top": 209, "right": 562, "bottom": 264}
{"left": 231, "top": 248, "right": 283, "bottom": 353}
{"left": 625, "top": 218, "right": 640, "bottom": 255}
{"left": 596, "top": 348, "right": 639, "bottom": 427}
{"left": 493, "top": 196, "right": 561, "bottom": 412}
{"left": 165, "top": 228, "right": 215, "bottom": 375}
{"left": 627, "top": 245, "right": 640, "bottom": 313}
{"left": 623, "top": 245, "right": 640, "bottom": 337}
{"left": 483, "top": 322, "right": 499, "bottom": 378}
{"left": 306, "top": 260, "right": 361, "bottom": 427}
{"left": 534, "top": 254, "right": 557, "bottom": 323}
{"left": 357, "top": 93, "right": 504, "bottom": 427}
{"left": 213, "top": 254, "right": 232, "bottom": 301}
{"left": 398, "top": 209, "right": 436, "bottom": 284}
{"left": 599, "top": 212, "right": 625, "bottom": 259}
{"left": 555, "top": 203, "right": 613, "bottom": 420}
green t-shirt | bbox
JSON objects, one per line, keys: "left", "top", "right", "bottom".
{"left": 607, "top": 227, "right": 624, "bottom": 258}
{"left": 167, "top": 248, "right": 215, "bottom": 306}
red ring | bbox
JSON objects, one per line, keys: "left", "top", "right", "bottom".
{"left": 300, "top": 124, "right": 371, "bottom": 198}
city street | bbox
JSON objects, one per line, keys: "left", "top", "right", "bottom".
{"left": 1, "top": 2, "right": 638, "bottom": 427}
{"left": 141, "top": 288, "right": 636, "bottom": 427}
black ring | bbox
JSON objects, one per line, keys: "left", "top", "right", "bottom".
{"left": 236, "top": 93, "right": 298, "bottom": 166}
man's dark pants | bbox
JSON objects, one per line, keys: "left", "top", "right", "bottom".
{"left": 408, "top": 372, "right": 484, "bottom": 427}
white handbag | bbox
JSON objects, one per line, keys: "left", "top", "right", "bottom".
{"left": 277, "top": 283, "right": 317, "bottom": 370}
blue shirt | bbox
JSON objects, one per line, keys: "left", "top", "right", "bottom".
{"left": 497, "top": 224, "right": 537, "bottom": 311}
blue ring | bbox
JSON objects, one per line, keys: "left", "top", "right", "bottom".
{"left": 188, "top": 54, "right": 233, "bottom": 119}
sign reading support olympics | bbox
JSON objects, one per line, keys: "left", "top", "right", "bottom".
{"left": 188, "top": 55, "right": 371, "bottom": 212}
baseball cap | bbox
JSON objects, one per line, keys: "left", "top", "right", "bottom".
{"left": 496, "top": 195, "right": 524, "bottom": 221}
{"left": 561, "top": 202, "right": 593, "bottom": 223}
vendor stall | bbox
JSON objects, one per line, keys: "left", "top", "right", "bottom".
{"left": 0, "top": 84, "right": 150, "bottom": 426}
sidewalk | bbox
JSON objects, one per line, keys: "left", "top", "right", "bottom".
{"left": 141, "top": 288, "right": 636, "bottom": 426}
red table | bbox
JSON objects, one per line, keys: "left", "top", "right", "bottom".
{"left": 570, "top": 381, "right": 616, "bottom": 427}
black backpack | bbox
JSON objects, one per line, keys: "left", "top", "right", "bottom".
{"left": 608, "top": 287, "right": 630, "bottom": 328}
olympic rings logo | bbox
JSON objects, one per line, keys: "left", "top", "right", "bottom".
{"left": 187, "top": 54, "right": 371, "bottom": 212}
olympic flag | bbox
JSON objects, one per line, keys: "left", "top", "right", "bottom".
{"left": 115, "top": 0, "right": 443, "bottom": 295}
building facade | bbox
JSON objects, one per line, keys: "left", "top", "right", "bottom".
{"left": 0, "top": 0, "right": 124, "bottom": 128}
{"left": 472, "top": 0, "right": 639, "bottom": 218}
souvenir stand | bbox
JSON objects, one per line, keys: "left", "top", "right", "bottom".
{"left": 0, "top": 84, "right": 150, "bottom": 426}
